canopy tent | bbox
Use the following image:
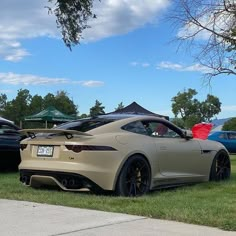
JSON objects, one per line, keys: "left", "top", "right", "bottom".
{"left": 24, "top": 106, "right": 75, "bottom": 128}
{"left": 107, "top": 102, "right": 169, "bottom": 120}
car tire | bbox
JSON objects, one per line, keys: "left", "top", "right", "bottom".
{"left": 115, "top": 155, "right": 151, "bottom": 197}
{"left": 209, "top": 150, "right": 231, "bottom": 181}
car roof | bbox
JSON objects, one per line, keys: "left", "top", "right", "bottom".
{"left": 87, "top": 114, "right": 184, "bottom": 136}
{"left": 96, "top": 113, "right": 165, "bottom": 120}
{"left": 0, "top": 120, "right": 20, "bottom": 129}
{"left": 60, "top": 113, "right": 167, "bottom": 125}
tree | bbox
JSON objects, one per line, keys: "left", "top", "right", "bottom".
{"left": 199, "top": 94, "right": 222, "bottom": 122}
{"left": 222, "top": 117, "right": 236, "bottom": 130}
{"left": 89, "top": 100, "right": 105, "bottom": 117}
{"left": 3, "top": 89, "right": 32, "bottom": 126}
{"left": 47, "top": 0, "right": 98, "bottom": 49}
{"left": 171, "top": 88, "right": 200, "bottom": 123}
{"left": 1, "top": 90, "right": 79, "bottom": 127}
{"left": 54, "top": 91, "right": 78, "bottom": 116}
{"left": 79, "top": 113, "right": 89, "bottom": 118}
{"left": 171, "top": 0, "right": 236, "bottom": 78}
{"left": 0, "top": 93, "right": 7, "bottom": 116}
{"left": 43, "top": 93, "right": 56, "bottom": 108}
{"left": 171, "top": 117, "right": 185, "bottom": 128}
{"left": 29, "top": 95, "right": 44, "bottom": 114}
{"left": 42, "top": 91, "right": 78, "bottom": 116}
{"left": 171, "top": 88, "right": 221, "bottom": 128}
{"left": 115, "top": 102, "right": 124, "bottom": 111}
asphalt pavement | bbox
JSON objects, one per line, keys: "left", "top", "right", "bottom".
{"left": 0, "top": 199, "right": 235, "bottom": 236}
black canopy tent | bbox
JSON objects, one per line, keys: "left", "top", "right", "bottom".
{"left": 107, "top": 102, "right": 169, "bottom": 120}
{"left": 24, "top": 106, "right": 75, "bottom": 128}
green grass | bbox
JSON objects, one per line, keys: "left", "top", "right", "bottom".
{"left": 1, "top": 156, "right": 236, "bottom": 231}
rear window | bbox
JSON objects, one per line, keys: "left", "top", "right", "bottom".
{"left": 56, "top": 119, "right": 115, "bottom": 132}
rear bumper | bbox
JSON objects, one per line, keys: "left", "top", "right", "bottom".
{"left": 19, "top": 154, "right": 122, "bottom": 190}
{"left": 19, "top": 144, "right": 126, "bottom": 190}
{"left": 20, "top": 169, "right": 103, "bottom": 192}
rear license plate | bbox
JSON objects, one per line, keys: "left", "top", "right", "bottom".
{"left": 37, "top": 146, "right": 54, "bottom": 157}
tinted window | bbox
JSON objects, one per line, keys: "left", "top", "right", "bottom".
{"left": 122, "top": 120, "right": 181, "bottom": 138}
{"left": 142, "top": 121, "right": 181, "bottom": 138}
{"left": 122, "top": 121, "right": 147, "bottom": 135}
{"left": 218, "top": 133, "right": 226, "bottom": 139}
{"left": 227, "top": 133, "right": 236, "bottom": 140}
{"left": 56, "top": 119, "right": 115, "bottom": 132}
{"left": 0, "top": 123, "right": 18, "bottom": 134}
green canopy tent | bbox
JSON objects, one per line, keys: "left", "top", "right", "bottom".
{"left": 24, "top": 106, "right": 75, "bottom": 128}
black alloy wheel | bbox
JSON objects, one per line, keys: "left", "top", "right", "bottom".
{"left": 116, "top": 155, "right": 151, "bottom": 197}
{"left": 210, "top": 150, "right": 231, "bottom": 181}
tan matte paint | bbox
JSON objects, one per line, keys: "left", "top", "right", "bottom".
{"left": 19, "top": 116, "right": 228, "bottom": 191}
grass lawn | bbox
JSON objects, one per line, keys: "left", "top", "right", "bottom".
{"left": 0, "top": 155, "right": 236, "bottom": 231}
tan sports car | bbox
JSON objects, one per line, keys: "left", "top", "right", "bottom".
{"left": 19, "top": 114, "right": 231, "bottom": 197}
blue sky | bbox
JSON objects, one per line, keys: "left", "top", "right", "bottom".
{"left": 0, "top": 0, "right": 235, "bottom": 118}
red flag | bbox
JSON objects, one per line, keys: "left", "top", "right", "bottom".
{"left": 192, "top": 123, "right": 213, "bottom": 140}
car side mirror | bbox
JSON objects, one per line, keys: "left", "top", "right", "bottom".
{"left": 183, "top": 130, "right": 193, "bottom": 140}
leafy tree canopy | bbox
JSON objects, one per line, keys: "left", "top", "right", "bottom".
{"left": 47, "top": 0, "right": 99, "bottom": 49}
{"left": 0, "top": 93, "right": 7, "bottom": 115}
{"left": 115, "top": 102, "right": 125, "bottom": 111}
{"left": 3, "top": 89, "right": 32, "bottom": 125}
{"left": 29, "top": 95, "right": 44, "bottom": 115}
{"left": 222, "top": 118, "right": 236, "bottom": 131}
{"left": 54, "top": 91, "right": 78, "bottom": 115}
{"left": 171, "top": 88, "right": 221, "bottom": 128}
{"left": 1, "top": 89, "right": 78, "bottom": 127}
{"left": 79, "top": 113, "right": 89, "bottom": 118}
{"left": 89, "top": 99, "right": 105, "bottom": 117}
{"left": 171, "top": 117, "right": 185, "bottom": 129}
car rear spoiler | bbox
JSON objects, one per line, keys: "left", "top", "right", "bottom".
{"left": 19, "top": 129, "right": 93, "bottom": 139}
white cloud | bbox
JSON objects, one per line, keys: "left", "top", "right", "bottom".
{"left": 177, "top": 3, "right": 235, "bottom": 42}
{"left": 177, "top": 21, "right": 211, "bottom": 41}
{"left": 83, "top": 0, "right": 171, "bottom": 41}
{"left": 0, "top": 0, "right": 58, "bottom": 61}
{"left": 157, "top": 61, "right": 183, "bottom": 70}
{"left": 1, "top": 43, "right": 30, "bottom": 62}
{"left": 0, "top": 72, "right": 104, "bottom": 87}
{"left": 0, "top": 0, "right": 171, "bottom": 61}
{"left": 130, "top": 62, "right": 139, "bottom": 66}
{"left": 156, "top": 61, "right": 211, "bottom": 73}
{"left": 130, "top": 62, "right": 150, "bottom": 67}
{"left": 141, "top": 63, "right": 150, "bottom": 67}
{"left": 221, "top": 105, "right": 236, "bottom": 112}
{"left": 0, "top": 89, "right": 13, "bottom": 94}
{"left": 77, "top": 80, "right": 105, "bottom": 87}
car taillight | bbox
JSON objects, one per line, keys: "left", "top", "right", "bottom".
{"left": 20, "top": 144, "right": 27, "bottom": 150}
{"left": 65, "top": 145, "right": 83, "bottom": 153}
{"left": 65, "top": 145, "right": 117, "bottom": 153}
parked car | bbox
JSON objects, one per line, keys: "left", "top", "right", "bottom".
{"left": 19, "top": 114, "right": 231, "bottom": 196}
{"left": 208, "top": 131, "right": 236, "bottom": 153}
{"left": 0, "top": 120, "right": 24, "bottom": 171}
